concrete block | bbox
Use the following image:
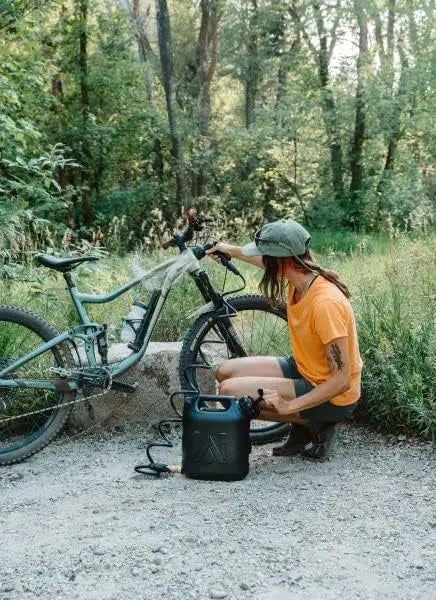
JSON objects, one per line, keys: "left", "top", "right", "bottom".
{"left": 69, "top": 342, "right": 194, "bottom": 430}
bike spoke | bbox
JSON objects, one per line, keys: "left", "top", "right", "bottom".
{"left": 0, "top": 320, "right": 68, "bottom": 453}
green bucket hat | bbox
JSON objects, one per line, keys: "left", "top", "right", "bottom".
{"left": 241, "top": 219, "right": 311, "bottom": 258}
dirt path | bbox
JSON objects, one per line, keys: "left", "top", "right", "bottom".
{"left": 0, "top": 424, "right": 434, "bottom": 600}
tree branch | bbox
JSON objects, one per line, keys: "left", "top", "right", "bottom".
{"left": 124, "top": 0, "right": 163, "bottom": 84}
{"left": 374, "top": 13, "right": 385, "bottom": 59}
{"left": 288, "top": 2, "right": 318, "bottom": 57}
{"left": 328, "top": 0, "right": 342, "bottom": 61}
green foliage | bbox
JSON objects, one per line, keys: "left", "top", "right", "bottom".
{"left": 1, "top": 0, "right": 434, "bottom": 241}
{"left": 354, "top": 238, "right": 435, "bottom": 441}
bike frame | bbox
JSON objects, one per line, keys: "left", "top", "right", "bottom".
{"left": 0, "top": 249, "right": 218, "bottom": 393}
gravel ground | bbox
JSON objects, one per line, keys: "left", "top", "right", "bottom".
{"left": 0, "top": 423, "right": 434, "bottom": 600}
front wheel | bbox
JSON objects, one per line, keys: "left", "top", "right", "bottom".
{"left": 179, "top": 294, "right": 291, "bottom": 445}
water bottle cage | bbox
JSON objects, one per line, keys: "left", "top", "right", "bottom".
{"left": 125, "top": 319, "right": 143, "bottom": 334}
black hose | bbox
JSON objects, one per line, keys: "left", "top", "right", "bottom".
{"left": 134, "top": 365, "right": 212, "bottom": 477}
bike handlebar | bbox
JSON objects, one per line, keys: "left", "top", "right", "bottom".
{"left": 162, "top": 208, "right": 241, "bottom": 276}
{"left": 193, "top": 243, "right": 240, "bottom": 275}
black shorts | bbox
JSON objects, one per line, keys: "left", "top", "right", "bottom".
{"left": 276, "top": 356, "right": 357, "bottom": 423}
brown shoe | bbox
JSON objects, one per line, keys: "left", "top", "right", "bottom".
{"left": 301, "top": 422, "right": 342, "bottom": 462}
{"left": 272, "top": 424, "right": 312, "bottom": 456}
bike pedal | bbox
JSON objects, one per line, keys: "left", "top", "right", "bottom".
{"left": 111, "top": 380, "right": 138, "bottom": 394}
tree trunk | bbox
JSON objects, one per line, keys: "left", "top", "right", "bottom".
{"left": 376, "top": 46, "right": 409, "bottom": 198}
{"left": 245, "top": 0, "right": 259, "bottom": 128}
{"left": 275, "top": 35, "right": 300, "bottom": 127}
{"left": 191, "top": 0, "right": 220, "bottom": 197}
{"left": 129, "top": 0, "right": 165, "bottom": 196}
{"left": 155, "top": 0, "right": 187, "bottom": 211}
{"left": 132, "top": 0, "right": 156, "bottom": 104}
{"left": 312, "top": 2, "right": 344, "bottom": 202}
{"left": 348, "top": 2, "right": 368, "bottom": 225}
{"left": 78, "top": 0, "right": 91, "bottom": 227}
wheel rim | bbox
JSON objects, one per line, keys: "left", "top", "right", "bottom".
{"left": 185, "top": 303, "right": 290, "bottom": 433}
{"left": 0, "top": 320, "right": 68, "bottom": 456}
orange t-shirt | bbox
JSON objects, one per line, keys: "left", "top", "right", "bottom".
{"left": 287, "top": 276, "right": 362, "bottom": 406}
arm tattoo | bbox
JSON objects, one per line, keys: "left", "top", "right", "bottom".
{"left": 329, "top": 343, "right": 345, "bottom": 370}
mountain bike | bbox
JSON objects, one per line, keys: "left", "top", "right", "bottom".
{"left": 0, "top": 210, "right": 291, "bottom": 465}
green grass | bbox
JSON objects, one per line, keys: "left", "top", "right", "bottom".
{"left": 1, "top": 232, "right": 434, "bottom": 440}
{"left": 310, "top": 229, "right": 392, "bottom": 257}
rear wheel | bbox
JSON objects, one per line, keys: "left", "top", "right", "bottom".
{"left": 180, "top": 294, "right": 292, "bottom": 444}
{"left": 0, "top": 305, "right": 75, "bottom": 465}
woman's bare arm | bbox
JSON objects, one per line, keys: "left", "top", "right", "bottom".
{"left": 261, "top": 337, "right": 351, "bottom": 416}
{"left": 206, "top": 243, "right": 264, "bottom": 269}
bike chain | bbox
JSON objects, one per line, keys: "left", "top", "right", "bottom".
{"left": 0, "top": 365, "right": 113, "bottom": 424}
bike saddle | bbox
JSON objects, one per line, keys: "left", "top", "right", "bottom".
{"left": 35, "top": 254, "right": 99, "bottom": 272}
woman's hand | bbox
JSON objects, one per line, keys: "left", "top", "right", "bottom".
{"left": 206, "top": 241, "right": 264, "bottom": 270}
{"left": 205, "top": 242, "right": 240, "bottom": 263}
{"left": 261, "top": 388, "right": 293, "bottom": 416}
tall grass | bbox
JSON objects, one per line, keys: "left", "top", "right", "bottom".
{"left": 324, "top": 235, "right": 435, "bottom": 441}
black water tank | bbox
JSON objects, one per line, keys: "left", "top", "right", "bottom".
{"left": 182, "top": 395, "right": 251, "bottom": 481}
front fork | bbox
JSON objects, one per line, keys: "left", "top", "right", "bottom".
{"left": 190, "top": 270, "right": 247, "bottom": 357}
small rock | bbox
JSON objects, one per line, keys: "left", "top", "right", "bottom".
{"left": 151, "top": 546, "right": 161, "bottom": 553}
{"left": 153, "top": 557, "right": 162, "bottom": 566}
{"left": 131, "top": 568, "right": 140, "bottom": 577}
{"left": 3, "top": 586, "right": 14, "bottom": 593}
{"left": 240, "top": 581, "right": 250, "bottom": 590}
{"left": 151, "top": 567, "right": 159, "bottom": 574}
{"left": 209, "top": 590, "right": 227, "bottom": 600}
{"left": 159, "top": 547, "right": 168, "bottom": 555}
{"left": 412, "top": 562, "right": 424, "bottom": 569}
{"left": 93, "top": 549, "right": 105, "bottom": 556}
{"left": 398, "top": 435, "right": 407, "bottom": 441}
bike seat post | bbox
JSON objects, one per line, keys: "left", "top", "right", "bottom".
{"left": 63, "top": 271, "right": 76, "bottom": 291}
{"left": 63, "top": 271, "right": 90, "bottom": 325}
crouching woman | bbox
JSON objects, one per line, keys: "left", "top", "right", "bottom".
{"left": 207, "top": 219, "right": 363, "bottom": 461}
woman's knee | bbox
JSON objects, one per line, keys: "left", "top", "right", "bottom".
{"left": 216, "top": 359, "right": 234, "bottom": 383}
{"left": 218, "top": 377, "right": 243, "bottom": 396}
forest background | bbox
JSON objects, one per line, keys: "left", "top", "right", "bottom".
{"left": 0, "top": 0, "right": 434, "bottom": 439}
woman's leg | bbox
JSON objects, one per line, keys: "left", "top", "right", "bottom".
{"left": 216, "top": 356, "right": 285, "bottom": 382}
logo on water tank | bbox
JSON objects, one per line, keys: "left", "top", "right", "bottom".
{"left": 190, "top": 432, "right": 227, "bottom": 464}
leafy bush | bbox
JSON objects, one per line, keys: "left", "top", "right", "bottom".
{"left": 353, "top": 238, "right": 435, "bottom": 441}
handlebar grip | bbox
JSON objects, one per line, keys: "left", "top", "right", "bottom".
{"left": 224, "top": 260, "right": 240, "bottom": 275}
{"left": 201, "top": 243, "right": 241, "bottom": 275}
{"left": 213, "top": 250, "right": 232, "bottom": 262}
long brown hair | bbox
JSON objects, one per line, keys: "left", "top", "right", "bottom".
{"left": 259, "top": 250, "right": 351, "bottom": 306}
